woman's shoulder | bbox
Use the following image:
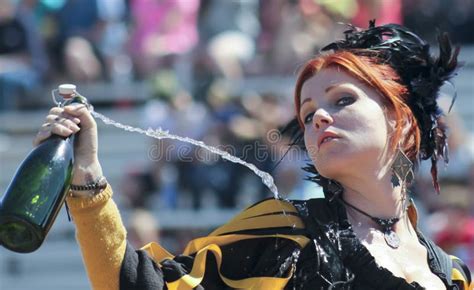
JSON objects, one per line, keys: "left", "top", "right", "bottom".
{"left": 207, "top": 198, "right": 308, "bottom": 239}
{"left": 151, "top": 198, "right": 314, "bottom": 289}
{"left": 211, "top": 197, "right": 337, "bottom": 237}
{"left": 288, "top": 197, "right": 345, "bottom": 231}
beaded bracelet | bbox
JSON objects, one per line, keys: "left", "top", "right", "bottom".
{"left": 70, "top": 176, "right": 107, "bottom": 194}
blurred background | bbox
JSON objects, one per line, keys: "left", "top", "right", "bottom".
{"left": 0, "top": 0, "right": 473, "bottom": 289}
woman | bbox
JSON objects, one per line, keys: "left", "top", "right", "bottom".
{"left": 34, "top": 22, "right": 472, "bottom": 289}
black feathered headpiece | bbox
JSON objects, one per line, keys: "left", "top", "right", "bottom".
{"left": 282, "top": 20, "right": 461, "bottom": 195}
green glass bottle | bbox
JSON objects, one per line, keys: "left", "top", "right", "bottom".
{"left": 0, "top": 84, "right": 87, "bottom": 253}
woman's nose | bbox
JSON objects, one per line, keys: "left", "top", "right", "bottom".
{"left": 313, "top": 109, "right": 333, "bottom": 129}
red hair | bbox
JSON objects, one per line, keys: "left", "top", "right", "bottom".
{"left": 294, "top": 51, "right": 421, "bottom": 162}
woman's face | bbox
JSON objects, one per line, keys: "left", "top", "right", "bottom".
{"left": 300, "top": 67, "right": 391, "bottom": 179}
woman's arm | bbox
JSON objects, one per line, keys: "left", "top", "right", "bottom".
{"left": 66, "top": 185, "right": 128, "bottom": 290}
{"left": 34, "top": 104, "right": 132, "bottom": 289}
{"left": 32, "top": 104, "right": 309, "bottom": 289}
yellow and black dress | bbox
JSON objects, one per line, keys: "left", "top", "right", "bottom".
{"left": 67, "top": 185, "right": 472, "bottom": 290}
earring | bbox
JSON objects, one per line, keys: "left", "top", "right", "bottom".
{"left": 391, "top": 148, "right": 414, "bottom": 188}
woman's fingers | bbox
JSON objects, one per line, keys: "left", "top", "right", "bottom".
{"left": 45, "top": 115, "right": 81, "bottom": 131}
{"left": 34, "top": 104, "right": 102, "bottom": 185}
{"left": 33, "top": 122, "right": 75, "bottom": 146}
{"left": 63, "top": 104, "right": 95, "bottom": 130}
{"left": 45, "top": 108, "right": 81, "bottom": 124}
{"left": 50, "top": 114, "right": 81, "bottom": 124}
{"left": 33, "top": 107, "right": 82, "bottom": 146}
{"left": 50, "top": 122, "right": 75, "bottom": 136}
{"left": 48, "top": 107, "right": 63, "bottom": 116}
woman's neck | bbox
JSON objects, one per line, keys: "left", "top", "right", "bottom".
{"left": 337, "top": 171, "right": 407, "bottom": 223}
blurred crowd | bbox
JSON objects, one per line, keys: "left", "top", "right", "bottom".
{"left": 1, "top": 0, "right": 473, "bottom": 266}
{"left": 2, "top": 0, "right": 473, "bottom": 106}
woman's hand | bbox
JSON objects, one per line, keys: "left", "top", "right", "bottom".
{"left": 33, "top": 104, "right": 103, "bottom": 188}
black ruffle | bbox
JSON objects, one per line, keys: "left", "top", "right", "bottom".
{"left": 289, "top": 198, "right": 461, "bottom": 290}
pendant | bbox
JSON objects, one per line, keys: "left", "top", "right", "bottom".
{"left": 383, "top": 229, "right": 400, "bottom": 249}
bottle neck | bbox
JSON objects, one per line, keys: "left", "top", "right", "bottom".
{"left": 60, "top": 94, "right": 89, "bottom": 107}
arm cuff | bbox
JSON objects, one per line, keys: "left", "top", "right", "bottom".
{"left": 66, "top": 183, "right": 114, "bottom": 213}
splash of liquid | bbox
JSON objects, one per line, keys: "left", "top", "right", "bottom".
{"left": 89, "top": 109, "right": 280, "bottom": 198}
{"left": 278, "top": 248, "right": 301, "bottom": 277}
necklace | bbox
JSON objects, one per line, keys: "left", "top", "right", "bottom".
{"left": 340, "top": 198, "right": 407, "bottom": 249}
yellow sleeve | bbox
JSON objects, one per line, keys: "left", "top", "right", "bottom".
{"left": 66, "top": 184, "right": 127, "bottom": 290}
{"left": 141, "top": 198, "right": 310, "bottom": 290}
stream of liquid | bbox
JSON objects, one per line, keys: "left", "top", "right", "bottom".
{"left": 89, "top": 109, "right": 280, "bottom": 199}
{"left": 89, "top": 108, "right": 307, "bottom": 276}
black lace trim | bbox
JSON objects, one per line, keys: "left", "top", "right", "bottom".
{"left": 291, "top": 198, "right": 454, "bottom": 289}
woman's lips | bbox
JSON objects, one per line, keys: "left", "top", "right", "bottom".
{"left": 317, "top": 131, "right": 340, "bottom": 149}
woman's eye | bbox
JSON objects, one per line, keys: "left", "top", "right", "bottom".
{"left": 336, "top": 95, "right": 355, "bottom": 106}
{"left": 303, "top": 112, "right": 314, "bottom": 124}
